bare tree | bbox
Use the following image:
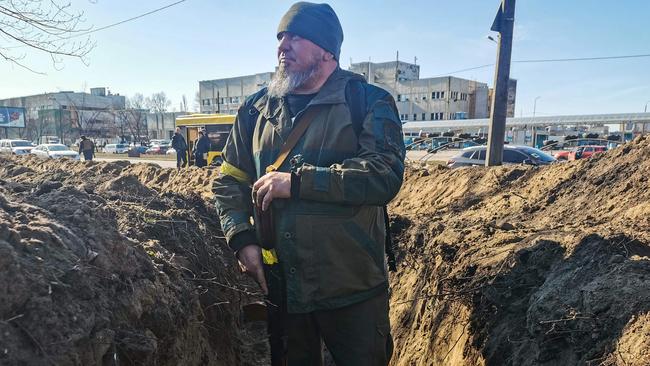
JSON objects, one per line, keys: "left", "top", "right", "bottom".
{"left": 145, "top": 92, "right": 171, "bottom": 139}
{"left": 180, "top": 94, "right": 188, "bottom": 112}
{"left": 59, "top": 92, "right": 107, "bottom": 138}
{"left": 122, "top": 93, "right": 149, "bottom": 144}
{"left": 0, "top": 0, "right": 95, "bottom": 72}
{"left": 129, "top": 93, "right": 145, "bottom": 110}
{"left": 193, "top": 91, "right": 201, "bottom": 112}
{"left": 146, "top": 92, "right": 171, "bottom": 114}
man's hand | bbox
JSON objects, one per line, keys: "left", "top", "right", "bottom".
{"left": 237, "top": 244, "right": 268, "bottom": 295}
{"left": 252, "top": 172, "right": 291, "bottom": 211}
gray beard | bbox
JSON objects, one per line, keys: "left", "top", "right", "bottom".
{"left": 267, "top": 62, "right": 320, "bottom": 98}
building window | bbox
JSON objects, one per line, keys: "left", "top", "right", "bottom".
{"left": 397, "top": 94, "right": 402, "bottom": 102}
{"left": 422, "top": 113, "right": 426, "bottom": 120}
{"left": 430, "top": 113, "right": 434, "bottom": 120}
{"left": 440, "top": 91, "right": 445, "bottom": 99}
{"left": 422, "top": 95, "right": 427, "bottom": 100}
{"left": 413, "top": 114, "right": 417, "bottom": 121}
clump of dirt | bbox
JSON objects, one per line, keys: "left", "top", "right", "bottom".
{"left": 389, "top": 135, "right": 650, "bottom": 365}
{"left": 0, "top": 156, "right": 265, "bottom": 366}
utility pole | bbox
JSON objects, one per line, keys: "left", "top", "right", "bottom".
{"left": 485, "top": 0, "right": 516, "bottom": 166}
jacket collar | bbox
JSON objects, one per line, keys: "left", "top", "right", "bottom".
{"left": 253, "top": 67, "right": 365, "bottom": 119}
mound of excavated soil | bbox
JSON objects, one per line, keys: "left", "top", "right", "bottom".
{"left": 0, "top": 156, "right": 267, "bottom": 366}
{"left": 389, "top": 136, "right": 650, "bottom": 366}
{"left": 2, "top": 135, "right": 650, "bottom": 366}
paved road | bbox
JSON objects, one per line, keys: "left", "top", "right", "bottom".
{"left": 95, "top": 156, "right": 177, "bottom": 169}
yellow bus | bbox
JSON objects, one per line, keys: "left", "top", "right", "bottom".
{"left": 175, "top": 113, "right": 236, "bottom": 166}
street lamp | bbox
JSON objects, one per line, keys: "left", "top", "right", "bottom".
{"left": 533, "top": 96, "right": 541, "bottom": 117}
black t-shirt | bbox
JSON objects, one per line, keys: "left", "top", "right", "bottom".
{"left": 286, "top": 93, "right": 317, "bottom": 118}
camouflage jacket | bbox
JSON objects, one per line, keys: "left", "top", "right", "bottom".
{"left": 212, "top": 68, "right": 405, "bottom": 313}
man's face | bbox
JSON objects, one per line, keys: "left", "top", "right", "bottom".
{"left": 267, "top": 32, "right": 326, "bottom": 96}
{"left": 277, "top": 32, "right": 324, "bottom": 73}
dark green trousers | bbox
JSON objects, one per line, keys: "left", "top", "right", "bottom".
{"left": 266, "top": 265, "right": 393, "bottom": 366}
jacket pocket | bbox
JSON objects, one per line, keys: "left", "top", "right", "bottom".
{"left": 295, "top": 208, "right": 386, "bottom": 302}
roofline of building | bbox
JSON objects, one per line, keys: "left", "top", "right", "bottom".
{"left": 199, "top": 71, "right": 275, "bottom": 83}
{"left": 0, "top": 90, "right": 124, "bottom": 101}
{"left": 402, "top": 112, "right": 650, "bottom": 132}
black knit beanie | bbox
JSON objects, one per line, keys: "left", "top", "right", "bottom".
{"left": 277, "top": 2, "right": 343, "bottom": 60}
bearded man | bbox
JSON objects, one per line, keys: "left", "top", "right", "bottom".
{"left": 212, "top": 2, "right": 405, "bottom": 365}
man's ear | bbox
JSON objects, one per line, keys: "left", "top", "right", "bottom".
{"left": 323, "top": 52, "right": 334, "bottom": 61}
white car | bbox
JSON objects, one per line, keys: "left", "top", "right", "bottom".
{"left": 0, "top": 139, "right": 34, "bottom": 155}
{"left": 31, "top": 144, "right": 80, "bottom": 160}
{"left": 103, "top": 143, "right": 129, "bottom": 154}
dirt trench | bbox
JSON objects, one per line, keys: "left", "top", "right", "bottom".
{"left": 0, "top": 156, "right": 268, "bottom": 365}
{"left": 389, "top": 136, "right": 650, "bottom": 365}
{"left": 1, "top": 136, "right": 650, "bottom": 366}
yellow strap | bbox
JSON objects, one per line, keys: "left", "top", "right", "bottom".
{"left": 220, "top": 161, "right": 251, "bottom": 183}
{"left": 262, "top": 248, "right": 279, "bottom": 265}
{"left": 266, "top": 105, "right": 324, "bottom": 174}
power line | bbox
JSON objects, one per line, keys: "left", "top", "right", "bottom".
{"left": 4, "top": 0, "right": 188, "bottom": 48}
{"left": 516, "top": 53, "right": 650, "bottom": 63}
{"left": 64, "top": 0, "right": 188, "bottom": 39}
{"left": 431, "top": 64, "right": 494, "bottom": 77}
{"left": 433, "top": 52, "right": 650, "bottom": 77}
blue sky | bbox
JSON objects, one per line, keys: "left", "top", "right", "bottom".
{"left": 2, "top": 0, "right": 649, "bottom": 116}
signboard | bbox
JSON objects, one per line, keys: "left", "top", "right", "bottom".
{"left": 0, "top": 107, "right": 26, "bottom": 128}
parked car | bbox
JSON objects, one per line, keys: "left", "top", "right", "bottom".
{"left": 145, "top": 145, "right": 169, "bottom": 154}
{"left": 103, "top": 143, "right": 129, "bottom": 154}
{"left": 166, "top": 147, "right": 177, "bottom": 155}
{"left": 129, "top": 145, "right": 149, "bottom": 154}
{"left": 568, "top": 145, "right": 606, "bottom": 161}
{"left": 31, "top": 144, "right": 80, "bottom": 160}
{"left": 553, "top": 150, "right": 572, "bottom": 161}
{"left": 0, "top": 139, "right": 34, "bottom": 155}
{"left": 447, "top": 145, "right": 556, "bottom": 168}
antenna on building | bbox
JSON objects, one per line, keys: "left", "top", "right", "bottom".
{"left": 414, "top": 56, "right": 417, "bottom": 65}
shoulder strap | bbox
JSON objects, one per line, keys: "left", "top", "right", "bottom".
{"left": 345, "top": 79, "right": 367, "bottom": 138}
{"left": 265, "top": 105, "right": 324, "bottom": 173}
{"left": 346, "top": 79, "right": 398, "bottom": 272}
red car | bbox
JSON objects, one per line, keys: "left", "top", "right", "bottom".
{"left": 145, "top": 144, "right": 169, "bottom": 154}
{"left": 568, "top": 145, "right": 606, "bottom": 160}
{"left": 553, "top": 150, "right": 572, "bottom": 161}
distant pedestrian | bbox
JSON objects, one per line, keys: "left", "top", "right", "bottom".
{"left": 79, "top": 136, "right": 95, "bottom": 161}
{"left": 193, "top": 130, "right": 210, "bottom": 167}
{"left": 171, "top": 127, "right": 188, "bottom": 170}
